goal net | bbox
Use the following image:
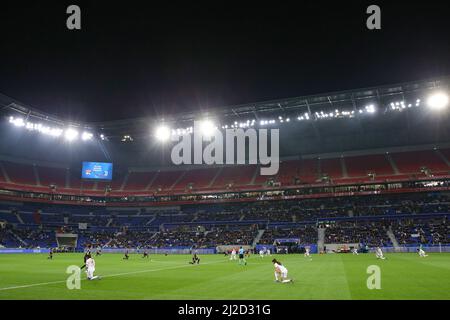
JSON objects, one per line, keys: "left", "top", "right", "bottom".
{"left": 55, "top": 233, "right": 78, "bottom": 250}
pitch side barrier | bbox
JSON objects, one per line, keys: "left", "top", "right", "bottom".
{"left": 100, "top": 247, "right": 216, "bottom": 254}
{"left": 254, "top": 243, "right": 318, "bottom": 253}
{"left": 323, "top": 244, "right": 450, "bottom": 253}
{"left": 0, "top": 248, "right": 50, "bottom": 254}
{"left": 381, "top": 244, "right": 450, "bottom": 253}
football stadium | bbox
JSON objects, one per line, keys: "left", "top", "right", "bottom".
{"left": 0, "top": 2, "right": 449, "bottom": 306}
{"left": 0, "top": 78, "right": 449, "bottom": 300}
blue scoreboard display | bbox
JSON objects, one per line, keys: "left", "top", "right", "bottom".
{"left": 81, "top": 162, "right": 113, "bottom": 180}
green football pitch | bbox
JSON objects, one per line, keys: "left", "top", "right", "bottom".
{"left": 0, "top": 252, "right": 449, "bottom": 300}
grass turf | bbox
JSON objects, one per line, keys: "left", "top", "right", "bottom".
{"left": 0, "top": 252, "right": 449, "bottom": 300}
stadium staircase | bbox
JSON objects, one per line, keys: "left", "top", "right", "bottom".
{"left": 65, "top": 169, "right": 70, "bottom": 188}
{"left": 145, "top": 216, "right": 156, "bottom": 225}
{"left": 435, "top": 149, "right": 450, "bottom": 167}
{"left": 386, "top": 153, "right": 400, "bottom": 174}
{"left": 340, "top": 157, "right": 348, "bottom": 178}
{"left": 106, "top": 218, "right": 113, "bottom": 227}
{"left": 250, "top": 165, "right": 259, "bottom": 185}
{"left": 208, "top": 167, "right": 223, "bottom": 188}
{"left": 252, "top": 229, "right": 265, "bottom": 247}
{"left": 317, "top": 227, "right": 325, "bottom": 253}
{"left": 33, "top": 165, "right": 41, "bottom": 186}
{"left": 14, "top": 211, "right": 24, "bottom": 224}
{"left": 170, "top": 171, "right": 186, "bottom": 190}
{"left": 145, "top": 173, "right": 159, "bottom": 191}
{"left": 0, "top": 162, "right": 10, "bottom": 182}
{"left": 119, "top": 173, "right": 129, "bottom": 191}
{"left": 8, "top": 229, "right": 27, "bottom": 247}
{"left": 387, "top": 227, "right": 400, "bottom": 251}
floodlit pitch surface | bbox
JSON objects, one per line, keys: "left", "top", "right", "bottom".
{"left": 0, "top": 253, "right": 449, "bottom": 299}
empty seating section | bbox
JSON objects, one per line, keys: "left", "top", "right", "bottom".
{"left": 213, "top": 165, "right": 257, "bottom": 187}
{"left": 439, "top": 148, "right": 450, "bottom": 164}
{"left": 37, "top": 166, "right": 67, "bottom": 187}
{"left": 0, "top": 165, "right": 6, "bottom": 183}
{"left": 172, "top": 168, "right": 218, "bottom": 190}
{"left": 344, "top": 154, "right": 394, "bottom": 177}
{"left": 124, "top": 172, "right": 156, "bottom": 190}
{"left": 68, "top": 169, "right": 82, "bottom": 189}
{"left": 111, "top": 173, "right": 125, "bottom": 190}
{"left": 297, "top": 159, "right": 319, "bottom": 183}
{"left": 80, "top": 180, "right": 96, "bottom": 190}
{"left": 97, "top": 181, "right": 111, "bottom": 191}
{"left": 150, "top": 171, "right": 182, "bottom": 191}
{"left": 391, "top": 150, "right": 448, "bottom": 173}
{"left": 320, "top": 158, "right": 343, "bottom": 179}
{"left": 2, "top": 161, "right": 36, "bottom": 185}
{"left": 276, "top": 160, "right": 301, "bottom": 185}
{"left": 0, "top": 148, "right": 448, "bottom": 194}
{"left": 0, "top": 211, "right": 20, "bottom": 223}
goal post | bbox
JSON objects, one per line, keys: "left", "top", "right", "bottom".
{"left": 55, "top": 233, "right": 78, "bottom": 251}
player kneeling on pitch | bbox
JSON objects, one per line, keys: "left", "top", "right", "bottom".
{"left": 189, "top": 253, "right": 200, "bottom": 264}
{"left": 375, "top": 246, "right": 386, "bottom": 260}
{"left": 86, "top": 256, "right": 99, "bottom": 280}
{"left": 418, "top": 247, "right": 428, "bottom": 257}
{"left": 83, "top": 254, "right": 100, "bottom": 280}
{"left": 272, "top": 259, "right": 293, "bottom": 283}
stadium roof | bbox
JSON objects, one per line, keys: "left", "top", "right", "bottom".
{"left": 1, "top": 76, "right": 449, "bottom": 139}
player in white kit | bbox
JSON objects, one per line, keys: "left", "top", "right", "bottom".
{"left": 230, "top": 248, "right": 237, "bottom": 260}
{"left": 259, "top": 249, "right": 265, "bottom": 258}
{"left": 418, "top": 246, "right": 428, "bottom": 257}
{"left": 86, "top": 256, "right": 100, "bottom": 280}
{"left": 352, "top": 248, "right": 359, "bottom": 255}
{"left": 375, "top": 247, "right": 386, "bottom": 260}
{"left": 304, "top": 247, "right": 311, "bottom": 258}
{"left": 272, "top": 259, "right": 293, "bottom": 283}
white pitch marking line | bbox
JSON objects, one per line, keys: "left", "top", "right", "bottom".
{"left": 0, "top": 260, "right": 225, "bottom": 291}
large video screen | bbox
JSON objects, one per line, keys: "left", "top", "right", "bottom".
{"left": 81, "top": 162, "right": 113, "bottom": 180}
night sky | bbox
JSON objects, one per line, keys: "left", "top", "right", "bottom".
{"left": 0, "top": 1, "right": 449, "bottom": 122}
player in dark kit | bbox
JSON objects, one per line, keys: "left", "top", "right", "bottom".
{"left": 189, "top": 253, "right": 200, "bottom": 264}
{"left": 123, "top": 250, "right": 130, "bottom": 260}
{"left": 47, "top": 248, "right": 53, "bottom": 260}
{"left": 96, "top": 248, "right": 102, "bottom": 256}
{"left": 142, "top": 250, "right": 149, "bottom": 258}
{"left": 80, "top": 252, "right": 91, "bottom": 270}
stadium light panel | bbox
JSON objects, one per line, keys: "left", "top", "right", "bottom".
{"left": 199, "top": 120, "right": 217, "bottom": 137}
{"left": 427, "top": 92, "right": 449, "bottom": 110}
{"left": 81, "top": 132, "right": 93, "bottom": 141}
{"left": 155, "top": 125, "right": 171, "bottom": 142}
{"left": 9, "top": 117, "right": 25, "bottom": 127}
{"left": 64, "top": 128, "right": 79, "bottom": 141}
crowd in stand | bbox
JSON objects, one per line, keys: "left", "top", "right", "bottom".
{"left": 259, "top": 226, "right": 317, "bottom": 245}
{"left": 391, "top": 218, "right": 448, "bottom": 245}
{"left": 0, "top": 193, "right": 448, "bottom": 249}
{"left": 324, "top": 221, "right": 392, "bottom": 247}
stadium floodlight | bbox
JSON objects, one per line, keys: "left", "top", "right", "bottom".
{"left": 9, "top": 116, "right": 25, "bottom": 127}
{"left": 427, "top": 92, "right": 449, "bottom": 110}
{"left": 365, "top": 104, "right": 376, "bottom": 113}
{"left": 199, "top": 119, "right": 217, "bottom": 137}
{"left": 81, "top": 132, "right": 93, "bottom": 141}
{"left": 155, "top": 125, "right": 171, "bottom": 142}
{"left": 64, "top": 128, "right": 79, "bottom": 141}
